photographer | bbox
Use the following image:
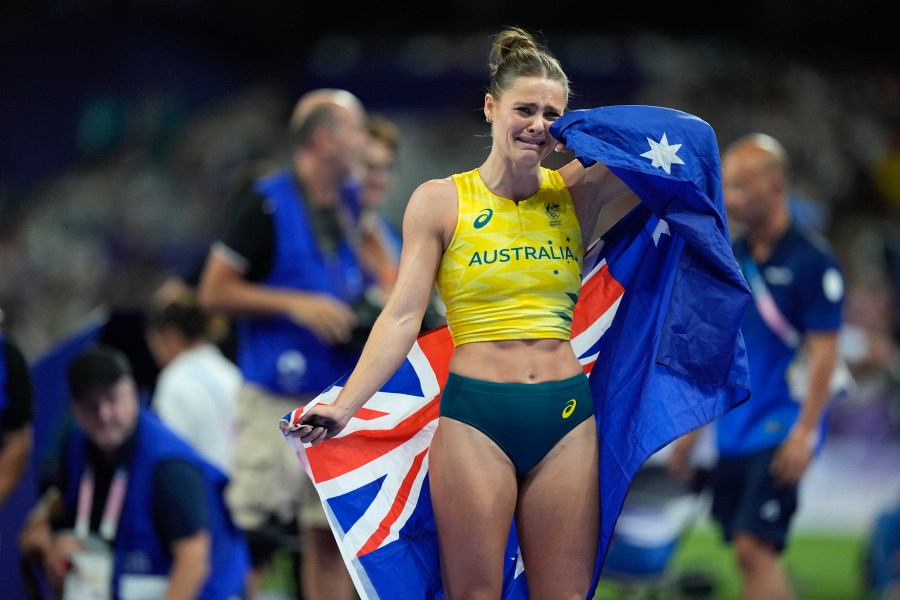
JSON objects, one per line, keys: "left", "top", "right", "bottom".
{"left": 197, "top": 88, "right": 375, "bottom": 600}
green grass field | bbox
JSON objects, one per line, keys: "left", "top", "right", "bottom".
{"left": 263, "top": 524, "right": 874, "bottom": 600}
{"left": 595, "top": 524, "right": 871, "bottom": 600}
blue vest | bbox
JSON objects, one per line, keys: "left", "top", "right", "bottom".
{"left": 63, "top": 410, "right": 249, "bottom": 600}
{"left": 236, "top": 169, "right": 366, "bottom": 395}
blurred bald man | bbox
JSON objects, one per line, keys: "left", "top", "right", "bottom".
{"left": 670, "top": 133, "right": 846, "bottom": 600}
{"left": 198, "top": 89, "right": 368, "bottom": 600}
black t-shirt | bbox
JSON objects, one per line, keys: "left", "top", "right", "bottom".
{"left": 51, "top": 428, "right": 208, "bottom": 546}
{"left": 216, "top": 172, "right": 358, "bottom": 283}
{"left": 1, "top": 336, "right": 34, "bottom": 433}
{"left": 217, "top": 185, "right": 276, "bottom": 282}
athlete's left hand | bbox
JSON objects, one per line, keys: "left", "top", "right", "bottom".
{"left": 285, "top": 403, "right": 354, "bottom": 446}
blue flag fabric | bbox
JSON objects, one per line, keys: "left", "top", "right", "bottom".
{"left": 550, "top": 105, "right": 751, "bottom": 589}
{"left": 280, "top": 105, "right": 751, "bottom": 599}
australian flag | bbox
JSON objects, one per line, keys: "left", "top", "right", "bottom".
{"left": 280, "top": 105, "right": 751, "bottom": 599}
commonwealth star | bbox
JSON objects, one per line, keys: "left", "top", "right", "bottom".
{"left": 640, "top": 133, "right": 685, "bottom": 174}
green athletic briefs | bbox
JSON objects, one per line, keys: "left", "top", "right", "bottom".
{"left": 440, "top": 372, "right": 593, "bottom": 474}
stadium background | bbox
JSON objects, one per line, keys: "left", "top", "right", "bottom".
{"left": 1, "top": 2, "right": 898, "bottom": 598}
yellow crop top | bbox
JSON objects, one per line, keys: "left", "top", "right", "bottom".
{"left": 436, "top": 167, "right": 583, "bottom": 346}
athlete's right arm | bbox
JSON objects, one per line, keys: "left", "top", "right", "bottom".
{"left": 558, "top": 156, "right": 638, "bottom": 245}
{"left": 296, "top": 178, "right": 457, "bottom": 445}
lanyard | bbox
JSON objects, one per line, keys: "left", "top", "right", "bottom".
{"left": 743, "top": 252, "right": 855, "bottom": 406}
{"left": 74, "top": 467, "right": 129, "bottom": 543}
{"left": 741, "top": 254, "right": 800, "bottom": 349}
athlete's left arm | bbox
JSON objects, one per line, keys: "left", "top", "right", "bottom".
{"left": 772, "top": 330, "right": 839, "bottom": 486}
{"left": 557, "top": 156, "right": 638, "bottom": 245}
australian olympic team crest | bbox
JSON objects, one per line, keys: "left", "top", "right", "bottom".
{"left": 545, "top": 202, "right": 562, "bottom": 226}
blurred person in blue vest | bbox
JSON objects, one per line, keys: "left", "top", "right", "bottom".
{"left": 669, "top": 133, "right": 846, "bottom": 600}
{"left": 0, "top": 317, "right": 34, "bottom": 512}
{"left": 18, "top": 344, "right": 248, "bottom": 600}
{"left": 197, "top": 88, "right": 374, "bottom": 600}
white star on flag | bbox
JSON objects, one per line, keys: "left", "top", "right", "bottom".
{"left": 651, "top": 219, "right": 670, "bottom": 246}
{"left": 640, "top": 133, "right": 685, "bottom": 174}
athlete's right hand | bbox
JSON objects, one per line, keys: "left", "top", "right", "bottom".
{"left": 286, "top": 293, "right": 357, "bottom": 345}
{"left": 292, "top": 403, "right": 354, "bottom": 446}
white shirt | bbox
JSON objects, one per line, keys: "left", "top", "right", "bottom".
{"left": 151, "top": 343, "right": 241, "bottom": 476}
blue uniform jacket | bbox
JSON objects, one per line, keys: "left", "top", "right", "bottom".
{"left": 718, "top": 224, "right": 844, "bottom": 456}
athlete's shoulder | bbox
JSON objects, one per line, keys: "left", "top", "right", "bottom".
{"left": 557, "top": 156, "right": 632, "bottom": 208}
{"left": 540, "top": 166, "right": 569, "bottom": 191}
{"left": 409, "top": 176, "right": 457, "bottom": 207}
{"left": 404, "top": 177, "right": 458, "bottom": 235}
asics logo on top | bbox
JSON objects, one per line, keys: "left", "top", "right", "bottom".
{"left": 473, "top": 208, "right": 493, "bottom": 229}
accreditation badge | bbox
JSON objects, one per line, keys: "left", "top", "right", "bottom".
{"left": 119, "top": 573, "right": 169, "bottom": 599}
{"left": 62, "top": 548, "right": 113, "bottom": 600}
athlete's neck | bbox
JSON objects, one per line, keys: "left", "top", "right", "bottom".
{"left": 477, "top": 161, "right": 542, "bottom": 202}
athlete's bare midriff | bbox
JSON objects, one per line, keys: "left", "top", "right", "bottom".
{"left": 449, "top": 338, "right": 584, "bottom": 384}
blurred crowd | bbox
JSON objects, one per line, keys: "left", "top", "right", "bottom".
{"left": 1, "top": 33, "right": 898, "bottom": 362}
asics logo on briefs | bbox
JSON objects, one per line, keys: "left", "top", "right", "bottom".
{"left": 562, "top": 399, "right": 577, "bottom": 418}
{"left": 473, "top": 208, "right": 493, "bottom": 229}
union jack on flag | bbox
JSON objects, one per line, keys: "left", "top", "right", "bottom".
{"left": 281, "top": 105, "right": 752, "bottom": 599}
